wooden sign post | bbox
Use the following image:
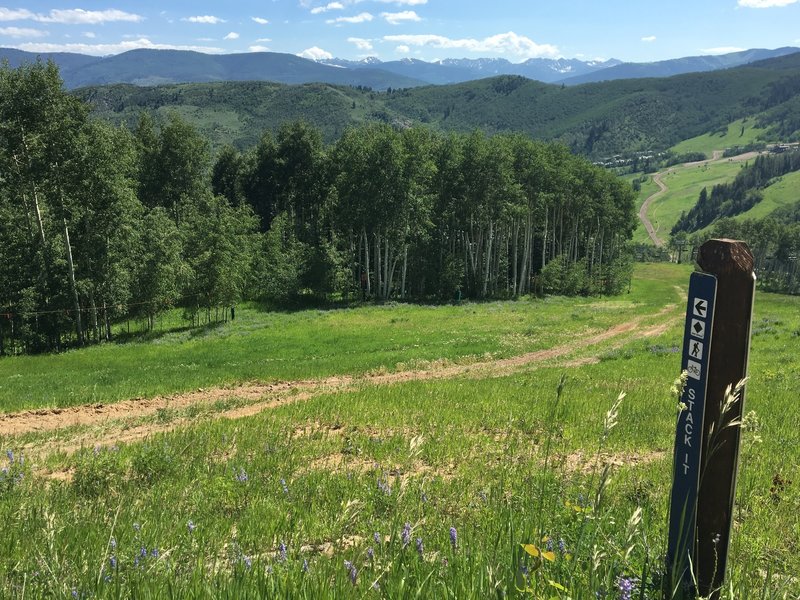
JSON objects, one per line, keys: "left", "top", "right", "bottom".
{"left": 666, "top": 239, "right": 755, "bottom": 599}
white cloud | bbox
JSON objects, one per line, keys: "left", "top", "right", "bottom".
{"left": 327, "top": 12, "right": 373, "bottom": 24}
{"left": 183, "top": 15, "right": 226, "bottom": 24}
{"left": 641, "top": 35, "right": 656, "bottom": 42}
{"left": 35, "top": 9, "right": 143, "bottom": 24}
{"left": 298, "top": 46, "right": 333, "bottom": 60}
{"left": 738, "top": 0, "right": 797, "bottom": 6}
{"left": 0, "top": 8, "right": 35, "bottom": 21}
{"left": 196, "top": 37, "right": 215, "bottom": 42}
{"left": 700, "top": 46, "right": 746, "bottom": 54}
{"left": 224, "top": 31, "right": 239, "bottom": 40}
{"left": 250, "top": 45, "right": 270, "bottom": 52}
{"left": 383, "top": 31, "right": 559, "bottom": 59}
{"left": 14, "top": 38, "right": 224, "bottom": 56}
{"left": 311, "top": 2, "right": 345, "bottom": 14}
{"left": 255, "top": 37, "right": 272, "bottom": 43}
{"left": 83, "top": 31, "right": 96, "bottom": 38}
{"left": 0, "top": 26, "right": 47, "bottom": 38}
{"left": 347, "top": 36, "right": 373, "bottom": 50}
{"left": 382, "top": 10, "right": 421, "bottom": 24}
{"left": 251, "top": 17, "right": 270, "bottom": 25}
{"left": 396, "top": 45, "right": 410, "bottom": 53}
{"left": 369, "top": 0, "right": 427, "bottom": 4}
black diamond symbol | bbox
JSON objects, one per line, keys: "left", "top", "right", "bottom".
{"left": 693, "top": 322, "right": 703, "bottom": 334}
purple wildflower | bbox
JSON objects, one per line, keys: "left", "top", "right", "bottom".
{"left": 401, "top": 522, "right": 411, "bottom": 548}
{"left": 617, "top": 576, "right": 635, "bottom": 600}
{"left": 109, "top": 555, "right": 117, "bottom": 569}
{"left": 235, "top": 468, "right": 248, "bottom": 483}
{"left": 367, "top": 547, "right": 375, "bottom": 560}
{"left": 377, "top": 477, "right": 391, "bottom": 495}
{"left": 280, "top": 478, "right": 289, "bottom": 494}
{"left": 449, "top": 527, "right": 458, "bottom": 549}
{"left": 421, "top": 491, "right": 428, "bottom": 503}
{"left": 243, "top": 555, "right": 252, "bottom": 570}
{"left": 279, "top": 541, "right": 287, "bottom": 563}
{"left": 151, "top": 548, "right": 159, "bottom": 558}
{"left": 302, "top": 559, "right": 309, "bottom": 573}
{"left": 140, "top": 546, "right": 148, "bottom": 558}
{"left": 6, "top": 450, "right": 13, "bottom": 463}
{"left": 344, "top": 560, "right": 358, "bottom": 585}
{"left": 558, "top": 538, "right": 567, "bottom": 554}
{"left": 415, "top": 537, "right": 424, "bottom": 557}
{"left": 187, "top": 520, "right": 196, "bottom": 534}
{"left": 373, "top": 531, "right": 381, "bottom": 545}
{"left": 546, "top": 537, "right": 554, "bottom": 552}
{"left": 71, "top": 589, "right": 79, "bottom": 599}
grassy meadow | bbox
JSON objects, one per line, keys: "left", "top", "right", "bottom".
{"left": 669, "top": 119, "right": 768, "bottom": 159}
{"left": 1, "top": 264, "right": 798, "bottom": 598}
{"left": 644, "top": 161, "right": 749, "bottom": 243}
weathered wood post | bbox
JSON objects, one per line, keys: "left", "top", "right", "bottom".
{"left": 666, "top": 239, "right": 755, "bottom": 599}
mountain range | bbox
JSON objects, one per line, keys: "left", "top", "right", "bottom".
{"left": 75, "top": 51, "right": 800, "bottom": 159}
{"left": 1, "top": 46, "right": 798, "bottom": 90}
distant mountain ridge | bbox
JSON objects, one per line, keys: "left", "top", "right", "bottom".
{"left": 1, "top": 46, "right": 798, "bottom": 90}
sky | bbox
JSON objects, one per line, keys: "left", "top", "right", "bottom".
{"left": 2, "top": 0, "right": 800, "bottom": 64}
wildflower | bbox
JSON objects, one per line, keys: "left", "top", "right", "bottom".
{"left": 401, "top": 522, "right": 411, "bottom": 548}
{"left": 151, "top": 548, "right": 159, "bottom": 558}
{"left": 344, "top": 559, "right": 358, "bottom": 585}
{"left": 109, "top": 555, "right": 117, "bottom": 569}
{"left": 236, "top": 468, "right": 249, "bottom": 483}
{"left": 616, "top": 576, "right": 635, "bottom": 600}
{"left": 545, "top": 537, "right": 554, "bottom": 552}
{"left": 377, "top": 477, "right": 391, "bottom": 495}
{"left": 140, "top": 546, "right": 148, "bottom": 558}
{"left": 367, "top": 547, "right": 375, "bottom": 560}
{"left": 279, "top": 541, "right": 288, "bottom": 563}
{"left": 415, "top": 537, "right": 424, "bottom": 557}
{"left": 243, "top": 555, "right": 252, "bottom": 570}
{"left": 133, "top": 522, "right": 141, "bottom": 532}
{"left": 187, "top": 520, "right": 196, "bottom": 534}
{"left": 280, "top": 478, "right": 289, "bottom": 494}
{"left": 421, "top": 491, "right": 428, "bottom": 503}
{"left": 449, "top": 527, "right": 458, "bottom": 549}
{"left": 373, "top": 531, "right": 381, "bottom": 545}
{"left": 71, "top": 589, "right": 79, "bottom": 599}
{"left": 558, "top": 538, "right": 566, "bottom": 554}
{"left": 110, "top": 538, "right": 117, "bottom": 551}
{"left": 6, "top": 450, "right": 13, "bottom": 463}
{"left": 302, "top": 559, "right": 309, "bottom": 573}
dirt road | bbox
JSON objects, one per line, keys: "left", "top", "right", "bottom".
{"left": 637, "top": 150, "right": 762, "bottom": 248}
{"left": 1, "top": 304, "right": 682, "bottom": 459}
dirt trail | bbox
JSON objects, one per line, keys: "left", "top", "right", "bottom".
{"left": 638, "top": 150, "right": 763, "bottom": 248}
{"left": 3, "top": 303, "right": 682, "bottom": 460}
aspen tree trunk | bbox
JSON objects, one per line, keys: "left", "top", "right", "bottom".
{"left": 482, "top": 220, "right": 494, "bottom": 297}
{"left": 363, "top": 228, "right": 371, "bottom": 296}
{"left": 511, "top": 221, "right": 519, "bottom": 295}
{"left": 375, "top": 232, "right": 382, "bottom": 299}
{"left": 62, "top": 217, "right": 83, "bottom": 345}
{"left": 401, "top": 246, "right": 408, "bottom": 299}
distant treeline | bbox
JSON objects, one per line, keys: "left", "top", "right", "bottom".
{"left": 0, "top": 61, "right": 635, "bottom": 355}
{"left": 672, "top": 150, "right": 800, "bottom": 234}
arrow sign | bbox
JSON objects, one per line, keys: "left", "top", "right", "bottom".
{"left": 693, "top": 299, "right": 708, "bottom": 317}
{"left": 667, "top": 271, "right": 717, "bottom": 595}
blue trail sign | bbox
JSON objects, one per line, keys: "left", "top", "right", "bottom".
{"left": 666, "top": 271, "right": 718, "bottom": 593}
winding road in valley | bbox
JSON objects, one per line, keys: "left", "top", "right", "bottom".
{"left": 637, "top": 150, "right": 759, "bottom": 248}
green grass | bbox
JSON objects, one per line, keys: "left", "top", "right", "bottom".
{"left": 1, "top": 264, "right": 798, "bottom": 598}
{"left": 0, "top": 265, "right": 682, "bottom": 414}
{"left": 646, "top": 161, "right": 747, "bottom": 243}
{"left": 670, "top": 118, "right": 768, "bottom": 158}
{"left": 733, "top": 169, "right": 800, "bottom": 222}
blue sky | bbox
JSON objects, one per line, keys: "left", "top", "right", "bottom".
{"left": 2, "top": 1, "right": 799, "bottom": 63}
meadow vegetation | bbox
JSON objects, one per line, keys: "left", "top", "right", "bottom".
{"left": 1, "top": 264, "right": 798, "bottom": 598}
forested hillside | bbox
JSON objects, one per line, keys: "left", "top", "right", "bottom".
{"left": 76, "top": 52, "right": 800, "bottom": 158}
{"left": 0, "top": 62, "right": 635, "bottom": 355}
